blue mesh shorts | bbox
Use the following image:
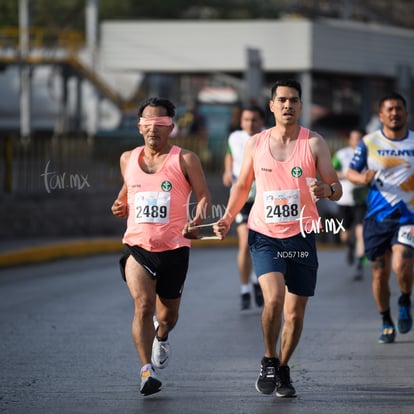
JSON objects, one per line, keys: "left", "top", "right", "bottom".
{"left": 248, "top": 230, "right": 318, "bottom": 297}
{"left": 363, "top": 218, "right": 414, "bottom": 261}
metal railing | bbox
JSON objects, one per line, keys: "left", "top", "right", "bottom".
{"left": 0, "top": 26, "right": 84, "bottom": 53}
{"left": 1, "top": 135, "right": 120, "bottom": 195}
{"left": 0, "top": 27, "right": 135, "bottom": 110}
{"left": 0, "top": 133, "right": 230, "bottom": 195}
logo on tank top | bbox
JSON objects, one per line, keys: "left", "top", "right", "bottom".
{"left": 291, "top": 166, "right": 303, "bottom": 178}
{"left": 161, "top": 180, "right": 172, "bottom": 191}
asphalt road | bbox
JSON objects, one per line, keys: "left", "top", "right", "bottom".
{"left": 1, "top": 246, "right": 413, "bottom": 414}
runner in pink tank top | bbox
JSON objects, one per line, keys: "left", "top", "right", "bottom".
{"left": 122, "top": 145, "right": 192, "bottom": 252}
{"left": 111, "top": 97, "right": 211, "bottom": 396}
{"left": 248, "top": 126, "right": 320, "bottom": 239}
{"left": 214, "top": 79, "right": 342, "bottom": 399}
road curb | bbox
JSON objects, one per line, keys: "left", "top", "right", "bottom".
{"left": 0, "top": 237, "right": 239, "bottom": 268}
{"left": 0, "top": 237, "right": 341, "bottom": 268}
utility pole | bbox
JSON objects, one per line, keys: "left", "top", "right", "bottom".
{"left": 396, "top": 64, "right": 412, "bottom": 118}
{"left": 86, "top": 0, "right": 98, "bottom": 140}
{"left": 342, "top": 0, "right": 351, "bottom": 20}
{"left": 245, "top": 47, "right": 263, "bottom": 106}
{"left": 19, "top": 0, "right": 31, "bottom": 141}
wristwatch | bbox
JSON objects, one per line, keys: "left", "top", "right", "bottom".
{"left": 329, "top": 184, "right": 336, "bottom": 197}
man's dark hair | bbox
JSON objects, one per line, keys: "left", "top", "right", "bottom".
{"left": 379, "top": 92, "right": 407, "bottom": 110}
{"left": 270, "top": 79, "right": 302, "bottom": 100}
{"left": 138, "top": 97, "right": 176, "bottom": 117}
{"left": 242, "top": 104, "right": 266, "bottom": 119}
{"left": 350, "top": 127, "right": 366, "bottom": 136}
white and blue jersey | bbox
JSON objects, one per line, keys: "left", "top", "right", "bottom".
{"left": 349, "top": 129, "right": 414, "bottom": 224}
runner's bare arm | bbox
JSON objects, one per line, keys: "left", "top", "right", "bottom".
{"left": 310, "top": 133, "right": 342, "bottom": 201}
{"left": 180, "top": 150, "right": 212, "bottom": 238}
{"left": 111, "top": 151, "right": 131, "bottom": 218}
{"left": 347, "top": 167, "right": 376, "bottom": 185}
{"left": 223, "top": 152, "right": 233, "bottom": 187}
{"left": 214, "top": 136, "right": 255, "bottom": 239}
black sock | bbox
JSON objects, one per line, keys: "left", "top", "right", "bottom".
{"left": 398, "top": 293, "right": 411, "bottom": 307}
{"left": 380, "top": 309, "right": 393, "bottom": 326}
{"left": 263, "top": 356, "right": 279, "bottom": 365}
{"left": 155, "top": 327, "right": 168, "bottom": 342}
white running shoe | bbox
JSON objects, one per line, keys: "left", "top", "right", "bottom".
{"left": 153, "top": 314, "right": 159, "bottom": 329}
{"left": 140, "top": 365, "right": 162, "bottom": 396}
{"left": 151, "top": 337, "right": 171, "bottom": 369}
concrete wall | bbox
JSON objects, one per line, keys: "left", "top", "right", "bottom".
{"left": 311, "top": 19, "right": 414, "bottom": 77}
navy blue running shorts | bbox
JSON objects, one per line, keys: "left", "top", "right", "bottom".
{"left": 363, "top": 218, "right": 413, "bottom": 261}
{"left": 119, "top": 244, "right": 190, "bottom": 299}
{"left": 248, "top": 230, "right": 318, "bottom": 297}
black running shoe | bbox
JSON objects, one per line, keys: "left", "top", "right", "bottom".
{"left": 241, "top": 292, "right": 251, "bottom": 310}
{"left": 353, "top": 270, "right": 363, "bottom": 281}
{"left": 378, "top": 324, "right": 396, "bottom": 344}
{"left": 253, "top": 283, "right": 264, "bottom": 307}
{"left": 276, "top": 365, "right": 296, "bottom": 398}
{"left": 255, "top": 357, "right": 279, "bottom": 394}
{"left": 346, "top": 243, "right": 355, "bottom": 265}
{"left": 397, "top": 304, "right": 412, "bottom": 334}
{"left": 140, "top": 365, "right": 162, "bottom": 396}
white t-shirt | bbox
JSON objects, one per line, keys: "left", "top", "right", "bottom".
{"left": 228, "top": 129, "right": 255, "bottom": 201}
{"left": 334, "top": 146, "right": 357, "bottom": 206}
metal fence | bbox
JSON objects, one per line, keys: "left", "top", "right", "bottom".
{"left": 1, "top": 135, "right": 116, "bottom": 194}
{"left": 0, "top": 133, "right": 229, "bottom": 195}
{"left": 0, "top": 132, "right": 345, "bottom": 241}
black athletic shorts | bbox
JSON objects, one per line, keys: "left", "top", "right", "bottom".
{"left": 336, "top": 204, "right": 366, "bottom": 230}
{"left": 119, "top": 244, "right": 190, "bottom": 299}
{"left": 235, "top": 201, "right": 254, "bottom": 225}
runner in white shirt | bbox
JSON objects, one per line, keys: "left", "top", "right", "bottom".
{"left": 332, "top": 129, "right": 367, "bottom": 280}
{"left": 223, "top": 105, "right": 265, "bottom": 310}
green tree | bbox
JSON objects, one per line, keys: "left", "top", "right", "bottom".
{"left": 0, "top": 1, "right": 18, "bottom": 26}
{"left": 0, "top": 0, "right": 280, "bottom": 31}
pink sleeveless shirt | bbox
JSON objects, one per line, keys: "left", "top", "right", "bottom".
{"left": 248, "top": 127, "right": 320, "bottom": 238}
{"left": 122, "top": 145, "right": 192, "bottom": 251}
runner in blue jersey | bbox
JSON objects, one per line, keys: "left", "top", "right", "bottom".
{"left": 347, "top": 92, "right": 414, "bottom": 344}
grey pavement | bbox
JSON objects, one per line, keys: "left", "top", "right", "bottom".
{"left": 0, "top": 246, "right": 413, "bottom": 414}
